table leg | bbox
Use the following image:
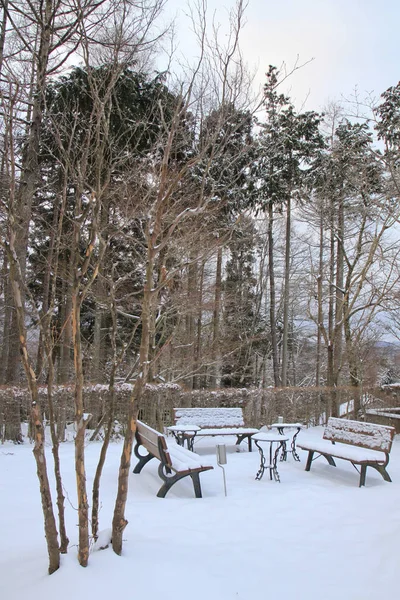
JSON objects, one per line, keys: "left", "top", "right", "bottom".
{"left": 272, "top": 441, "right": 285, "bottom": 482}
{"left": 277, "top": 426, "right": 288, "bottom": 461}
{"left": 269, "top": 441, "right": 273, "bottom": 480}
{"left": 187, "top": 433, "right": 196, "bottom": 452}
{"left": 170, "top": 431, "right": 185, "bottom": 447}
{"left": 291, "top": 427, "right": 301, "bottom": 461}
{"left": 254, "top": 441, "right": 266, "bottom": 480}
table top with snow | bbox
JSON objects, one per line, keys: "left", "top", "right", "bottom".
{"left": 270, "top": 422, "right": 303, "bottom": 429}
{"left": 252, "top": 432, "right": 289, "bottom": 443}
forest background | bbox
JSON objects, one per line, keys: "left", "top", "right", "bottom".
{"left": 1, "top": 0, "right": 400, "bottom": 575}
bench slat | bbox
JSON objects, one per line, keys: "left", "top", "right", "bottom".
{"left": 298, "top": 417, "right": 395, "bottom": 487}
{"left": 167, "top": 442, "right": 213, "bottom": 472}
{"left": 298, "top": 439, "right": 387, "bottom": 464}
{"left": 174, "top": 407, "right": 245, "bottom": 428}
{"left": 323, "top": 417, "right": 395, "bottom": 452}
{"left": 136, "top": 420, "right": 172, "bottom": 466}
{"left": 134, "top": 420, "right": 213, "bottom": 497}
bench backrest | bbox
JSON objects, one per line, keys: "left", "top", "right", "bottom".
{"left": 136, "top": 420, "right": 172, "bottom": 468}
{"left": 174, "top": 407, "right": 245, "bottom": 428}
{"left": 323, "top": 417, "right": 395, "bottom": 453}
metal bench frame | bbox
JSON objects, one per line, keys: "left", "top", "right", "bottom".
{"left": 133, "top": 420, "right": 213, "bottom": 498}
{"left": 298, "top": 417, "right": 395, "bottom": 487}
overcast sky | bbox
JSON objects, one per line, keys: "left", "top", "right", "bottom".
{"left": 164, "top": 0, "right": 400, "bottom": 113}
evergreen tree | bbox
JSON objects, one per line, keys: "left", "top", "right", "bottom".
{"left": 221, "top": 217, "right": 261, "bottom": 387}
{"left": 251, "top": 66, "right": 324, "bottom": 386}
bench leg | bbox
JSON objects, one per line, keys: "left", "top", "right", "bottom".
{"left": 304, "top": 451, "right": 336, "bottom": 472}
{"left": 157, "top": 479, "right": 174, "bottom": 498}
{"left": 157, "top": 464, "right": 180, "bottom": 498}
{"left": 359, "top": 464, "right": 367, "bottom": 487}
{"left": 369, "top": 464, "right": 392, "bottom": 483}
{"left": 321, "top": 453, "right": 336, "bottom": 467}
{"left": 235, "top": 434, "right": 252, "bottom": 451}
{"left": 190, "top": 472, "right": 203, "bottom": 498}
{"left": 305, "top": 451, "right": 314, "bottom": 471}
{"left": 133, "top": 452, "right": 154, "bottom": 474}
{"left": 157, "top": 465, "right": 204, "bottom": 498}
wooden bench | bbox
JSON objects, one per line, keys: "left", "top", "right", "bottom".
{"left": 133, "top": 420, "right": 213, "bottom": 498}
{"left": 297, "top": 417, "right": 395, "bottom": 487}
{"left": 173, "top": 407, "right": 258, "bottom": 451}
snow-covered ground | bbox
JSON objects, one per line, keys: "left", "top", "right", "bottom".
{"left": 1, "top": 426, "right": 399, "bottom": 600}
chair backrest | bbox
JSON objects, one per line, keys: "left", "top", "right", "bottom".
{"left": 323, "top": 417, "right": 395, "bottom": 453}
{"left": 173, "top": 407, "right": 245, "bottom": 428}
{"left": 136, "top": 420, "right": 172, "bottom": 467}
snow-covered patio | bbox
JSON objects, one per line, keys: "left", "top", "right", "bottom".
{"left": 1, "top": 426, "right": 399, "bottom": 600}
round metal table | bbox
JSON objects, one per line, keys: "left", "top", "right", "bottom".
{"left": 269, "top": 423, "right": 303, "bottom": 462}
{"left": 251, "top": 432, "right": 289, "bottom": 482}
{"left": 166, "top": 425, "right": 201, "bottom": 451}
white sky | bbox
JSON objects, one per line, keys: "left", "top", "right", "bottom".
{"left": 163, "top": 0, "right": 400, "bottom": 113}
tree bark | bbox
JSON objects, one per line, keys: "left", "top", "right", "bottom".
{"left": 316, "top": 215, "right": 324, "bottom": 387}
{"left": 112, "top": 246, "right": 154, "bottom": 555}
{"left": 211, "top": 244, "right": 223, "bottom": 388}
{"left": 6, "top": 0, "right": 54, "bottom": 383}
{"left": 267, "top": 202, "right": 280, "bottom": 387}
{"left": 72, "top": 287, "right": 91, "bottom": 567}
{"left": 7, "top": 238, "right": 60, "bottom": 573}
{"left": 281, "top": 196, "right": 291, "bottom": 386}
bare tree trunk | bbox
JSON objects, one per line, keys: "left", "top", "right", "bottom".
{"left": 0, "top": 256, "right": 11, "bottom": 383}
{"left": 185, "top": 259, "right": 197, "bottom": 389}
{"left": 36, "top": 196, "right": 60, "bottom": 379}
{"left": 91, "top": 289, "right": 118, "bottom": 541}
{"left": 281, "top": 196, "right": 291, "bottom": 386}
{"left": 59, "top": 256, "right": 72, "bottom": 384}
{"left": 112, "top": 246, "right": 154, "bottom": 555}
{"left": 92, "top": 275, "right": 107, "bottom": 383}
{"left": 194, "top": 261, "right": 204, "bottom": 389}
{"left": 0, "top": 0, "right": 8, "bottom": 74}
{"left": 45, "top": 336, "right": 69, "bottom": 553}
{"left": 211, "top": 244, "right": 222, "bottom": 388}
{"left": 333, "top": 193, "right": 344, "bottom": 388}
{"left": 267, "top": 202, "right": 280, "bottom": 387}
{"left": 327, "top": 197, "right": 337, "bottom": 418}
{"left": 72, "top": 286, "right": 91, "bottom": 567}
{"left": 6, "top": 0, "right": 53, "bottom": 383}
{"left": 6, "top": 236, "right": 60, "bottom": 574}
{"left": 316, "top": 215, "right": 324, "bottom": 386}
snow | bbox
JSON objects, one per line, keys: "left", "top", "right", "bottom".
{"left": 324, "top": 418, "right": 394, "bottom": 451}
{"left": 1, "top": 425, "right": 400, "bottom": 600}
{"left": 297, "top": 438, "right": 387, "bottom": 463}
{"left": 367, "top": 408, "right": 400, "bottom": 419}
{"left": 175, "top": 407, "right": 245, "bottom": 427}
{"left": 196, "top": 428, "right": 258, "bottom": 436}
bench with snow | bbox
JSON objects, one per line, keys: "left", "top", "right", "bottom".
{"left": 297, "top": 417, "right": 395, "bottom": 487}
{"left": 173, "top": 407, "right": 258, "bottom": 451}
{"left": 133, "top": 420, "right": 213, "bottom": 498}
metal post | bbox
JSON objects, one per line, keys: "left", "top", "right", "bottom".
{"left": 216, "top": 444, "right": 227, "bottom": 496}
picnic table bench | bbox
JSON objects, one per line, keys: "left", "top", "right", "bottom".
{"left": 297, "top": 417, "right": 395, "bottom": 487}
{"left": 133, "top": 420, "right": 213, "bottom": 498}
{"left": 173, "top": 407, "right": 258, "bottom": 451}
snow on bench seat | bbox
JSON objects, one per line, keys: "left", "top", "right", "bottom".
{"left": 133, "top": 420, "right": 213, "bottom": 498}
{"left": 298, "top": 439, "right": 387, "bottom": 464}
{"left": 166, "top": 441, "right": 212, "bottom": 472}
